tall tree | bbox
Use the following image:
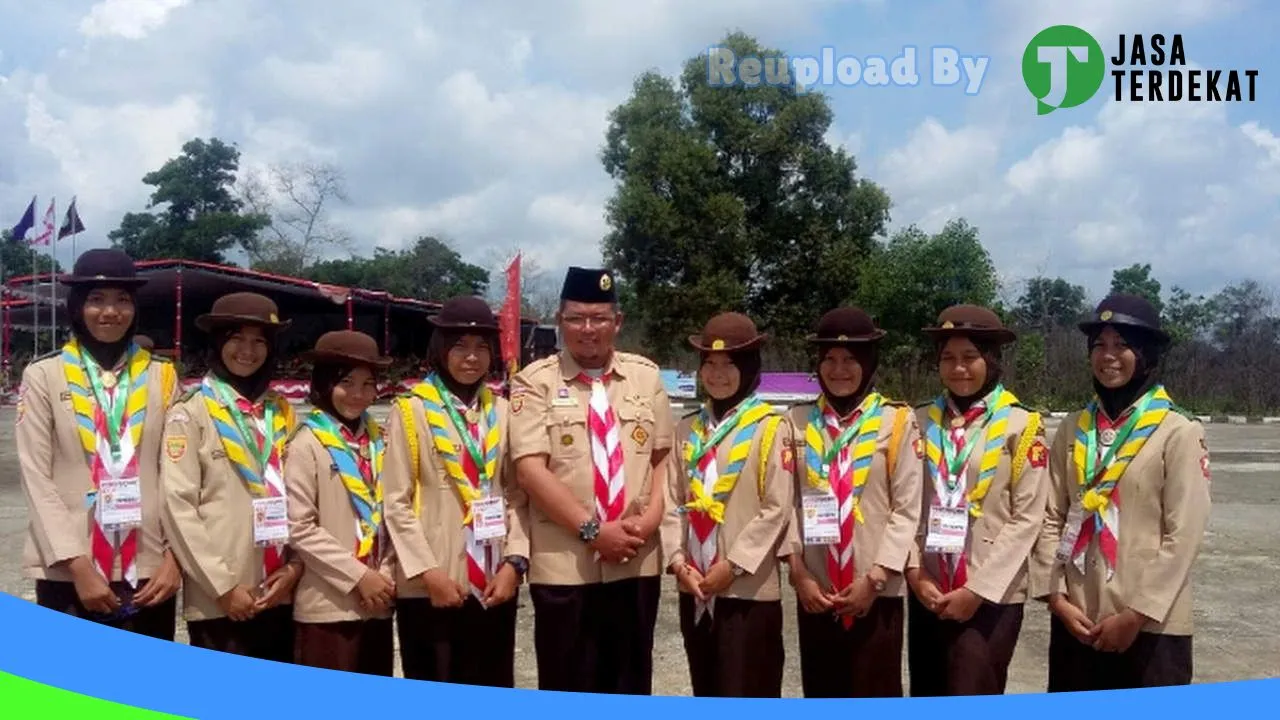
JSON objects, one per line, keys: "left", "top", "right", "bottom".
{"left": 1163, "top": 286, "right": 1215, "bottom": 344}
{"left": 1013, "top": 276, "right": 1089, "bottom": 332}
{"left": 1109, "top": 263, "right": 1164, "bottom": 315}
{"left": 599, "top": 32, "right": 891, "bottom": 364}
{"left": 304, "top": 235, "right": 488, "bottom": 300}
{"left": 236, "top": 160, "right": 353, "bottom": 275}
{"left": 109, "top": 137, "right": 269, "bottom": 263}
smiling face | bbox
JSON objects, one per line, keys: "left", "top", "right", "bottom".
{"left": 938, "top": 336, "right": 988, "bottom": 398}
{"left": 818, "top": 346, "right": 864, "bottom": 398}
{"left": 331, "top": 365, "right": 379, "bottom": 421}
{"left": 443, "top": 334, "right": 493, "bottom": 387}
{"left": 81, "top": 287, "right": 136, "bottom": 344}
{"left": 557, "top": 301, "right": 621, "bottom": 368}
{"left": 699, "top": 353, "right": 741, "bottom": 401}
{"left": 220, "top": 325, "right": 270, "bottom": 378}
{"left": 1090, "top": 326, "right": 1138, "bottom": 389}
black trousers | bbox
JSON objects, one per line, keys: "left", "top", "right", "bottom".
{"left": 36, "top": 579, "right": 176, "bottom": 642}
{"left": 397, "top": 595, "right": 518, "bottom": 687}
{"left": 798, "top": 596, "right": 904, "bottom": 698}
{"left": 295, "top": 618, "right": 395, "bottom": 676}
{"left": 1047, "top": 614, "right": 1192, "bottom": 691}
{"left": 679, "top": 594, "right": 784, "bottom": 698}
{"left": 187, "top": 604, "right": 295, "bottom": 664}
{"left": 530, "top": 576, "right": 661, "bottom": 694}
{"left": 907, "top": 592, "right": 1024, "bottom": 696}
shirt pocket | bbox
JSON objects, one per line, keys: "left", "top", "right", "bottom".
{"left": 548, "top": 409, "right": 589, "bottom": 460}
{"left": 617, "top": 403, "right": 656, "bottom": 455}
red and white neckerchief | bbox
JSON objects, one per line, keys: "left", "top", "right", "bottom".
{"left": 90, "top": 382, "right": 140, "bottom": 587}
{"left": 822, "top": 404, "right": 861, "bottom": 628}
{"left": 236, "top": 397, "right": 285, "bottom": 578}
{"left": 456, "top": 398, "right": 501, "bottom": 600}
{"left": 340, "top": 424, "right": 382, "bottom": 568}
{"left": 933, "top": 401, "right": 987, "bottom": 593}
{"left": 577, "top": 371, "right": 626, "bottom": 525}
{"left": 1079, "top": 409, "right": 1127, "bottom": 575}
{"left": 687, "top": 418, "right": 721, "bottom": 624}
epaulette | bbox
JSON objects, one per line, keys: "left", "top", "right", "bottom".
{"left": 681, "top": 406, "right": 701, "bottom": 420}
{"left": 177, "top": 386, "right": 200, "bottom": 404}
{"left": 913, "top": 400, "right": 933, "bottom": 409}
{"left": 1011, "top": 401, "right": 1047, "bottom": 416}
{"left": 31, "top": 349, "right": 62, "bottom": 364}
{"left": 149, "top": 354, "right": 174, "bottom": 365}
{"left": 1170, "top": 404, "right": 1200, "bottom": 422}
{"left": 881, "top": 397, "right": 909, "bottom": 408}
{"left": 285, "top": 422, "right": 310, "bottom": 445}
{"left": 615, "top": 351, "right": 659, "bottom": 370}
{"left": 520, "top": 355, "right": 558, "bottom": 377}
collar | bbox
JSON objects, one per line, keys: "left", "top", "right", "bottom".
{"left": 558, "top": 348, "right": 626, "bottom": 382}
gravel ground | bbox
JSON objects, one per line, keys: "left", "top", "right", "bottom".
{"left": 1, "top": 408, "right": 1276, "bottom": 694}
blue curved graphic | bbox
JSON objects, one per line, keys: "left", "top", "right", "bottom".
{"left": 0, "top": 591, "right": 1274, "bottom": 717}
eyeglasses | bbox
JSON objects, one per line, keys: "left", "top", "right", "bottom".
{"left": 560, "top": 315, "right": 617, "bottom": 329}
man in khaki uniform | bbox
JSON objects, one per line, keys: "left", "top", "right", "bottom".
{"left": 507, "top": 266, "right": 674, "bottom": 695}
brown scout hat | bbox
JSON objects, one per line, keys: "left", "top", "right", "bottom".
{"left": 1078, "top": 293, "right": 1170, "bottom": 344}
{"left": 429, "top": 296, "right": 500, "bottom": 333}
{"left": 195, "top": 292, "right": 292, "bottom": 333}
{"left": 298, "top": 330, "right": 392, "bottom": 368}
{"left": 60, "top": 248, "right": 148, "bottom": 288}
{"left": 688, "top": 312, "right": 767, "bottom": 352}
{"left": 808, "top": 307, "right": 887, "bottom": 344}
{"left": 922, "top": 304, "right": 1016, "bottom": 345}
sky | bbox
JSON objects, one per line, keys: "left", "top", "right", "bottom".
{"left": 0, "top": 0, "right": 1277, "bottom": 308}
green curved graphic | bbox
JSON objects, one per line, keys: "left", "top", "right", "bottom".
{"left": 0, "top": 671, "right": 190, "bottom": 718}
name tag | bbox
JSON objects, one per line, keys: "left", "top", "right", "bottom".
{"left": 801, "top": 493, "right": 840, "bottom": 545}
{"left": 252, "top": 497, "right": 289, "bottom": 546}
{"left": 925, "top": 505, "right": 969, "bottom": 555}
{"left": 472, "top": 496, "right": 507, "bottom": 542}
{"left": 1056, "top": 502, "right": 1087, "bottom": 564}
{"left": 97, "top": 477, "right": 143, "bottom": 531}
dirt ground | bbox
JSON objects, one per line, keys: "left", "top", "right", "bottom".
{"left": 1, "top": 407, "right": 1276, "bottom": 694}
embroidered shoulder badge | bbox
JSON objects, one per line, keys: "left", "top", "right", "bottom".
{"left": 631, "top": 425, "right": 649, "bottom": 448}
{"left": 511, "top": 396, "right": 524, "bottom": 414}
{"left": 166, "top": 435, "right": 188, "bottom": 462}
{"left": 781, "top": 446, "right": 795, "bottom": 472}
{"left": 913, "top": 436, "right": 924, "bottom": 459}
{"left": 1028, "top": 438, "right": 1048, "bottom": 469}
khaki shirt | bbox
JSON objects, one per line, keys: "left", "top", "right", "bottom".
{"left": 284, "top": 423, "right": 397, "bottom": 623}
{"left": 17, "top": 352, "right": 179, "bottom": 582}
{"left": 1030, "top": 409, "right": 1210, "bottom": 635}
{"left": 659, "top": 406, "right": 796, "bottom": 602}
{"left": 907, "top": 402, "right": 1050, "bottom": 605}
{"left": 381, "top": 389, "right": 530, "bottom": 598}
{"left": 507, "top": 350, "right": 674, "bottom": 587}
{"left": 160, "top": 385, "right": 301, "bottom": 621}
{"left": 783, "top": 400, "right": 923, "bottom": 598}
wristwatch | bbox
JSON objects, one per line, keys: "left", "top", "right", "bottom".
{"left": 869, "top": 574, "right": 886, "bottom": 593}
{"left": 578, "top": 519, "right": 600, "bottom": 543}
{"left": 731, "top": 563, "right": 746, "bottom": 578}
{"left": 504, "top": 555, "right": 529, "bottom": 579}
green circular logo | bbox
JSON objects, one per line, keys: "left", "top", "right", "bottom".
{"left": 1022, "top": 25, "right": 1105, "bottom": 115}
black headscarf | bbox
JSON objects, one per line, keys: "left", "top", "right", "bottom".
{"left": 427, "top": 328, "right": 498, "bottom": 406}
{"left": 1088, "top": 324, "right": 1164, "bottom": 420}
{"left": 701, "top": 349, "right": 762, "bottom": 421}
{"left": 935, "top": 337, "right": 1005, "bottom": 412}
{"left": 66, "top": 283, "right": 138, "bottom": 369}
{"left": 207, "top": 324, "right": 279, "bottom": 402}
{"left": 815, "top": 343, "right": 879, "bottom": 417}
{"left": 308, "top": 361, "right": 366, "bottom": 433}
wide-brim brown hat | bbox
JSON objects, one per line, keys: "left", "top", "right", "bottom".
{"left": 195, "top": 292, "right": 292, "bottom": 333}
{"left": 429, "top": 295, "right": 500, "bottom": 332}
{"left": 688, "top": 312, "right": 767, "bottom": 352}
{"left": 922, "top": 304, "right": 1016, "bottom": 344}
{"left": 298, "top": 330, "right": 392, "bottom": 368}
{"left": 60, "top": 248, "right": 148, "bottom": 288}
{"left": 807, "top": 307, "right": 887, "bottom": 344}
{"left": 1078, "top": 293, "right": 1171, "bottom": 344}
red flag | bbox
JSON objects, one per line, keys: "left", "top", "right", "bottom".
{"left": 499, "top": 253, "right": 522, "bottom": 377}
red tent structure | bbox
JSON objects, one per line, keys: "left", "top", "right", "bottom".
{"left": 1, "top": 259, "right": 557, "bottom": 402}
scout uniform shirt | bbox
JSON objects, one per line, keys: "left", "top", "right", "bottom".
{"left": 908, "top": 388, "right": 1050, "bottom": 605}
{"left": 160, "top": 379, "right": 299, "bottom": 621}
{"left": 507, "top": 350, "right": 674, "bottom": 587}
{"left": 284, "top": 411, "right": 397, "bottom": 624}
{"left": 660, "top": 397, "right": 795, "bottom": 614}
{"left": 1031, "top": 387, "right": 1211, "bottom": 636}
{"left": 381, "top": 376, "right": 530, "bottom": 600}
{"left": 17, "top": 343, "right": 179, "bottom": 585}
{"left": 784, "top": 393, "right": 923, "bottom": 600}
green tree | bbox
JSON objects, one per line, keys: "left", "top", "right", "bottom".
{"left": 109, "top": 137, "right": 269, "bottom": 263}
{"left": 599, "top": 32, "right": 891, "bottom": 364}
{"left": 1013, "top": 276, "right": 1088, "bottom": 332}
{"left": 0, "top": 231, "right": 65, "bottom": 278}
{"left": 1162, "top": 286, "right": 1215, "bottom": 344}
{"left": 304, "top": 235, "right": 488, "bottom": 300}
{"left": 1109, "top": 263, "right": 1163, "bottom": 315}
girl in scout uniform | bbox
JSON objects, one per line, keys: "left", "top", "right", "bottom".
{"left": 1033, "top": 294, "right": 1210, "bottom": 690}
{"left": 285, "top": 330, "right": 397, "bottom": 676}
{"left": 161, "top": 292, "right": 302, "bottom": 662}
{"left": 906, "top": 304, "right": 1050, "bottom": 696}
{"left": 659, "top": 312, "right": 794, "bottom": 698}
{"left": 784, "top": 307, "right": 923, "bottom": 698}
{"left": 17, "top": 249, "right": 182, "bottom": 639}
{"left": 381, "top": 296, "right": 530, "bottom": 687}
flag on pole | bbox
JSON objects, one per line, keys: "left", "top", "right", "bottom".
{"left": 31, "top": 199, "right": 55, "bottom": 246}
{"left": 58, "top": 197, "right": 85, "bottom": 239}
{"left": 499, "top": 252, "right": 522, "bottom": 377}
{"left": 9, "top": 196, "right": 35, "bottom": 242}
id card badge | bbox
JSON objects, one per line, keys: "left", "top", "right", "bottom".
{"left": 1056, "top": 502, "right": 1087, "bottom": 564}
{"left": 924, "top": 505, "right": 969, "bottom": 555}
{"left": 472, "top": 496, "right": 507, "bottom": 542}
{"left": 252, "top": 496, "right": 290, "bottom": 546}
{"left": 97, "top": 476, "right": 143, "bottom": 531}
{"left": 801, "top": 493, "right": 840, "bottom": 545}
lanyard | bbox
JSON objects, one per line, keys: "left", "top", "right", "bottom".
{"left": 82, "top": 352, "right": 130, "bottom": 460}
{"left": 940, "top": 389, "right": 999, "bottom": 492}
{"left": 307, "top": 410, "right": 381, "bottom": 484}
{"left": 690, "top": 396, "right": 761, "bottom": 467}
{"left": 819, "top": 394, "right": 881, "bottom": 466}
{"left": 430, "top": 375, "right": 488, "bottom": 488}
{"left": 210, "top": 377, "right": 276, "bottom": 470}
{"left": 1083, "top": 388, "right": 1154, "bottom": 486}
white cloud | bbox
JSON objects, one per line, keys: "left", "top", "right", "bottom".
{"left": 79, "top": 0, "right": 190, "bottom": 40}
